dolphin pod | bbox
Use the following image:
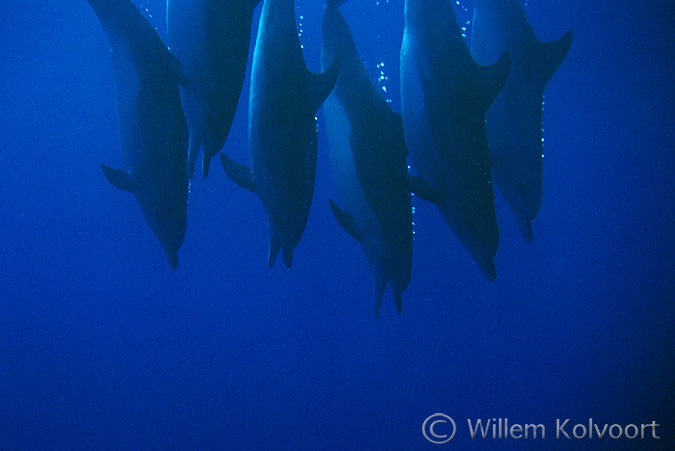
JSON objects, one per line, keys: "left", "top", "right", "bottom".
{"left": 471, "top": 0, "right": 572, "bottom": 242}
{"left": 85, "top": 0, "right": 570, "bottom": 313}
{"left": 220, "top": 0, "right": 338, "bottom": 268}
{"left": 167, "top": 0, "right": 260, "bottom": 178}
{"left": 86, "top": 0, "right": 189, "bottom": 270}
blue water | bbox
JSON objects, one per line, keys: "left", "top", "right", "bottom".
{"left": 0, "top": 0, "right": 672, "bottom": 449}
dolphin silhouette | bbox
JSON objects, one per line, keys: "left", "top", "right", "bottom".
{"left": 220, "top": 0, "right": 338, "bottom": 268}
{"left": 400, "top": 0, "right": 510, "bottom": 280}
{"left": 471, "top": 0, "right": 572, "bottom": 242}
{"left": 86, "top": 0, "right": 189, "bottom": 269}
{"left": 322, "top": 0, "right": 425, "bottom": 316}
{"left": 167, "top": 0, "right": 260, "bottom": 178}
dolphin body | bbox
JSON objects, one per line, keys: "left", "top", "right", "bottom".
{"left": 471, "top": 0, "right": 572, "bottom": 242}
{"left": 167, "top": 0, "right": 260, "bottom": 178}
{"left": 400, "top": 0, "right": 510, "bottom": 280}
{"left": 322, "top": 0, "right": 420, "bottom": 315}
{"left": 220, "top": 0, "right": 338, "bottom": 268}
{"left": 86, "top": 0, "right": 189, "bottom": 269}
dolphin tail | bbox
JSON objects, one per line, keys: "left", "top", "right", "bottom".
{"left": 393, "top": 292, "right": 403, "bottom": 315}
{"left": 187, "top": 133, "right": 202, "bottom": 179}
{"left": 267, "top": 223, "right": 282, "bottom": 268}
{"left": 202, "top": 153, "right": 212, "bottom": 179}
{"left": 477, "top": 51, "right": 511, "bottom": 111}
{"left": 220, "top": 153, "right": 257, "bottom": 192}
{"left": 535, "top": 30, "right": 573, "bottom": 85}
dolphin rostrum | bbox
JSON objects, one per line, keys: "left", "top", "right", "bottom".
{"left": 167, "top": 0, "right": 260, "bottom": 178}
{"left": 400, "top": 0, "right": 510, "bottom": 280}
{"left": 220, "top": 0, "right": 338, "bottom": 268}
{"left": 322, "top": 0, "right": 428, "bottom": 315}
{"left": 86, "top": 0, "right": 189, "bottom": 269}
{"left": 471, "top": 0, "right": 572, "bottom": 242}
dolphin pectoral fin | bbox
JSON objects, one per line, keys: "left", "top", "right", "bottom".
{"left": 308, "top": 61, "right": 340, "bottom": 113}
{"left": 477, "top": 51, "right": 511, "bottom": 111}
{"left": 101, "top": 164, "right": 135, "bottom": 192}
{"left": 406, "top": 174, "right": 441, "bottom": 204}
{"left": 329, "top": 200, "right": 363, "bottom": 242}
{"left": 219, "top": 153, "right": 257, "bottom": 192}
{"left": 536, "top": 30, "right": 573, "bottom": 84}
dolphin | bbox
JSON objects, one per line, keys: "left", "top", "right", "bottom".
{"left": 167, "top": 0, "right": 260, "bottom": 178}
{"left": 220, "top": 0, "right": 338, "bottom": 268}
{"left": 86, "top": 0, "right": 189, "bottom": 269}
{"left": 400, "top": 0, "right": 510, "bottom": 280}
{"left": 471, "top": 0, "right": 572, "bottom": 242}
{"left": 322, "top": 0, "right": 424, "bottom": 315}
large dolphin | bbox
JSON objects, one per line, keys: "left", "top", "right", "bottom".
{"left": 167, "top": 0, "right": 260, "bottom": 178}
{"left": 471, "top": 0, "right": 572, "bottom": 242}
{"left": 400, "top": 0, "right": 510, "bottom": 280}
{"left": 322, "top": 0, "right": 421, "bottom": 315}
{"left": 220, "top": 0, "right": 338, "bottom": 268}
{"left": 86, "top": 0, "right": 189, "bottom": 269}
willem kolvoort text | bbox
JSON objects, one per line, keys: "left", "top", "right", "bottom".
{"left": 467, "top": 418, "right": 660, "bottom": 440}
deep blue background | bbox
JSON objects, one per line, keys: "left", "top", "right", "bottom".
{"left": 0, "top": 0, "right": 672, "bottom": 449}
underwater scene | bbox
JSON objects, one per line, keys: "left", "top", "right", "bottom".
{"left": 0, "top": 0, "right": 672, "bottom": 449}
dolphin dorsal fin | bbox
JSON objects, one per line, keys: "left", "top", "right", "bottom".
{"left": 220, "top": 154, "right": 257, "bottom": 193}
{"left": 158, "top": 44, "right": 191, "bottom": 88}
{"left": 101, "top": 164, "right": 136, "bottom": 192}
{"left": 307, "top": 60, "right": 340, "bottom": 113}
{"left": 329, "top": 200, "right": 363, "bottom": 242}
{"left": 535, "top": 30, "right": 573, "bottom": 85}
{"left": 406, "top": 174, "right": 441, "bottom": 205}
{"left": 477, "top": 50, "right": 511, "bottom": 111}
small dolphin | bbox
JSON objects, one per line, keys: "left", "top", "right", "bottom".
{"left": 471, "top": 0, "right": 572, "bottom": 242}
{"left": 400, "top": 0, "right": 510, "bottom": 280}
{"left": 220, "top": 0, "right": 338, "bottom": 268}
{"left": 322, "top": 0, "right": 425, "bottom": 315}
{"left": 167, "top": 0, "right": 260, "bottom": 178}
{"left": 86, "top": 0, "right": 189, "bottom": 269}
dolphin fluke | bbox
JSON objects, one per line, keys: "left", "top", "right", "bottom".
{"left": 267, "top": 223, "right": 282, "bottom": 268}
